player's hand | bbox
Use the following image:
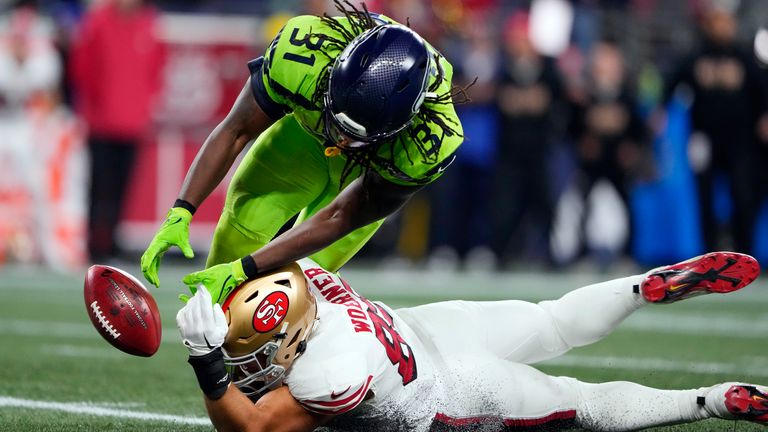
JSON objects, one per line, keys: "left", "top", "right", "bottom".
{"left": 141, "top": 207, "right": 195, "bottom": 288}
{"left": 181, "top": 259, "right": 248, "bottom": 305}
{"left": 176, "top": 288, "right": 228, "bottom": 357}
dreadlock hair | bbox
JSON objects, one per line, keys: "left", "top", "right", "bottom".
{"left": 311, "top": 1, "right": 375, "bottom": 109}
{"left": 310, "top": 0, "right": 473, "bottom": 188}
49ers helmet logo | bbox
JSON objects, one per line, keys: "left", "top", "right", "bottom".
{"left": 252, "top": 292, "right": 289, "bottom": 333}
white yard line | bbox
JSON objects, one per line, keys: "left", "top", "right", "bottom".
{"left": 2, "top": 305, "right": 766, "bottom": 345}
{"left": 40, "top": 340, "right": 766, "bottom": 378}
{"left": 41, "top": 343, "right": 128, "bottom": 359}
{"left": 5, "top": 265, "right": 768, "bottom": 305}
{"left": 33, "top": 342, "right": 768, "bottom": 379}
{"left": 0, "top": 396, "right": 211, "bottom": 426}
{"left": 0, "top": 319, "right": 181, "bottom": 343}
{"left": 620, "top": 310, "right": 768, "bottom": 337}
{"left": 539, "top": 354, "right": 768, "bottom": 377}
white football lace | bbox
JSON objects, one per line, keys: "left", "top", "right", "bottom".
{"left": 90, "top": 301, "right": 121, "bottom": 339}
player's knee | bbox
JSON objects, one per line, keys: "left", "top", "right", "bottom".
{"left": 538, "top": 300, "right": 609, "bottom": 348}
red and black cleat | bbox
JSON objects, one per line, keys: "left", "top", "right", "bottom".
{"left": 641, "top": 252, "right": 760, "bottom": 304}
{"left": 724, "top": 385, "right": 768, "bottom": 424}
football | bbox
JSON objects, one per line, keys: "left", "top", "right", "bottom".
{"left": 84, "top": 265, "right": 162, "bottom": 357}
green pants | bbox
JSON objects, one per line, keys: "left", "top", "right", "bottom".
{"left": 206, "top": 115, "right": 384, "bottom": 272}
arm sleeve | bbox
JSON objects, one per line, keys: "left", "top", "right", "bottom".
{"left": 252, "top": 16, "right": 329, "bottom": 115}
{"left": 247, "top": 57, "right": 290, "bottom": 121}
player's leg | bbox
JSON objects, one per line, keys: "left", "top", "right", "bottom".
{"left": 575, "top": 380, "right": 768, "bottom": 429}
{"left": 436, "top": 358, "right": 768, "bottom": 431}
{"left": 206, "top": 116, "right": 329, "bottom": 266}
{"left": 526, "top": 252, "right": 759, "bottom": 362}
{"left": 399, "top": 252, "right": 759, "bottom": 364}
{"left": 398, "top": 274, "right": 645, "bottom": 365}
{"left": 566, "top": 377, "right": 768, "bottom": 430}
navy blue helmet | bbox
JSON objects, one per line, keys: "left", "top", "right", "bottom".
{"left": 324, "top": 24, "right": 432, "bottom": 146}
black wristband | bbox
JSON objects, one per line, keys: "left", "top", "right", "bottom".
{"left": 241, "top": 256, "right": 259, "bottom": 279}
{"left": 173, "top": 199, "right": 197, "bottom": 215}
{"left": 188, "top": 348, "right": 230, "bottom": 400}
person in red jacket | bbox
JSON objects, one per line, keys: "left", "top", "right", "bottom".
{"left": 70, "top": 0, "right": 164, "bottom": 261}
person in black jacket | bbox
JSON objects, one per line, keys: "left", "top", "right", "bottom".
{"left": 551, "top": 39, "right": 649, "bottom": 267}
{"left": 493, "top": 11, "right": 565, "bottom": 266}
{"left": 663, "top": 3, "right": 765, "bottom": 253}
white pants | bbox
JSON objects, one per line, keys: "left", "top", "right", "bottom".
{"left": 397, "top": 275, "right": 711, "bottom": 431}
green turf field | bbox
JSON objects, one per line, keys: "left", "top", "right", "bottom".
{"left": 1, "top": 261, "right": 766, "bottom": 431}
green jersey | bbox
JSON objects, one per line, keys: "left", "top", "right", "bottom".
{"left": 248, "top": 14, "right": 463, "bottom": 186}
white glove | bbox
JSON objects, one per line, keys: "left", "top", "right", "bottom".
{"left": 176, "top": 287, "right": 228, "bottom": 357}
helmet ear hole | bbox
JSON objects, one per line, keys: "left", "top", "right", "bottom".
{"left": 244, "top": 290, "right": 260, "bottom": 303}
{"left": 274, "top": 279, "right": 291, "bottom": 288}
{"left": 286, "top": 329, "right": 301, "bottom": 348}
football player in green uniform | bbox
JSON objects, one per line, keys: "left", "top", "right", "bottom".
{"left": 140, "top": 2, "right": 465, "bottom": 303}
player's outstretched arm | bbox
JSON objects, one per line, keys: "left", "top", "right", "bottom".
{"left": 141, "top": 78, "right": 273, "bottom": 287}
{"left": 205, "top": 385, "right": 330, "bottom": 432}
{"left": 247, "top": 171, "right": 420, "bottom": 273}
{"left": 178, "top": 288, "right": 329, "bottom": 432}
{"left": 178, "top": 77, "right": 272, "bottom": 208}
{"left": 180, "top": 171, "right": 420, "bottom": 303}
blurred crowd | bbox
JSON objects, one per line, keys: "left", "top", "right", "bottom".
{"left": 1, "top": 0, "right": 767, "bottom": 272}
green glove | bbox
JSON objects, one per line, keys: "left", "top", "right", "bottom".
{"left": 141, "top": 206, "right": 194, "bottom": 288}
{"left": 181, "top": 259, "right": 248, "bottom": 305}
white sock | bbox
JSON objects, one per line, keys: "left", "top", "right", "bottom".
{"left": 574, "top": 380, "right": 709, "bottom": 431}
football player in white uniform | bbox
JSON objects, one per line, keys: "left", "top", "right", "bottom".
{"left": 177, "top": 251, "right": 768, "bottom": 431}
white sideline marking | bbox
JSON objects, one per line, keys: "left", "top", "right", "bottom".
{"left": 621, "top": 310, "right": 768, "bottom": 337}
{"left": 2, "top": 306, "right": 767, "bottom": 344}
{"left": 540, "top": 354, "right": 768, "bottom": 377}
{"left": 41, "top": 344, "right": 126, "bottom": 359}
{"left": 92, "top": 401, "right": 146, "bottom": 409}
{"left": 36, "top": 343, "right": 768, "bottom": 379}
{"left": 0, "top": 319, "right": 181, "bottom": 342}
{"left": 0, "top": 396, "right": 211, "bottom": 425}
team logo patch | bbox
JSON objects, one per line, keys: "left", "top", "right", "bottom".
{"left": 252, "top": 292, "right": 289, "bottom": 333}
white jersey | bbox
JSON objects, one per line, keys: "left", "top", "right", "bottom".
{"left": 286, "top": 259, "right": 584, "bottom": 431}
{"left": 286, "top": 259, "right": 440, "bottom": 431}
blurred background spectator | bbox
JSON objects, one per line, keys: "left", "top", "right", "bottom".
{"left": 551, "top": 39, "right": 650, "bottom": 269}
{"left": 491, "top": 10, "right": 563, "bottom": 269}
{"left": 70, "top": 0, "right": 164, "bottom": 262}
{"left": 661, "top": 0, "right": 765, "bottom": 256}
{"left": 0, "top": 0, "right": 85, "bottom": 269}
{"left": 4, "top": 0, "right": 768, "bottom": 272}
{"left": 427, "top": 9, "right": 498, "bottom": 272}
